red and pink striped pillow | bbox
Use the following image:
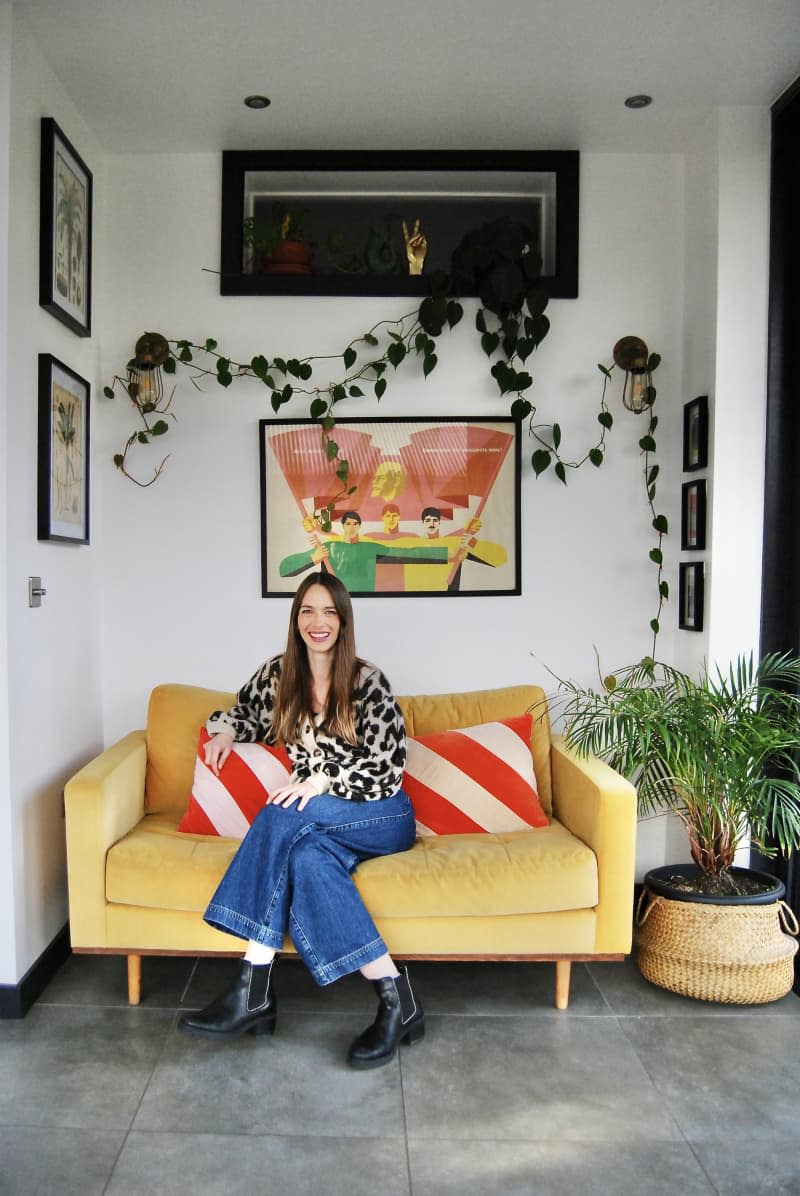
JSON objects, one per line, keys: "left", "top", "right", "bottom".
{"left": 178, "top": 728, "right": 292, "bottom": 838}
{"left": 403, "top": 714, "right": 548, "bottom": 835}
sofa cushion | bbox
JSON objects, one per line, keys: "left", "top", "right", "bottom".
{"left": 403, "top": 716, "right": 548, "bottom": 835}
{"left": 398, "top": 684, "right": 553, "bottom": 815}
{"left": 146, "top": 684, "right": 236, "bottom": 817}
{"left": 105, "top": 814, "right": 598, "bottom": 919}
{"left": 178, "top": 729, "right": 292, "bottom": 837}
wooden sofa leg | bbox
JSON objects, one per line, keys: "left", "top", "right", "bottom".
{"left": 555, "top": 960, "right": 571, "bottom": 1010}
{"left": 127, "top": 954, "right": 142, "bottom": 1006}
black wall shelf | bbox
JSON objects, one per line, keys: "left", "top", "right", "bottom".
{"left": 220, "top": 150, "right": 579, "bottom": 300}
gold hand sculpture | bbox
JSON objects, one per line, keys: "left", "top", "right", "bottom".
{"left": 402, "top": 219, "right": 428, "bottom": 275}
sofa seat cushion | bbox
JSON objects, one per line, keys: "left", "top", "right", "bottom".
{"left": 356, "top": 823, "right": 597, "bottom": 918}
{"left": 106, "top": 814, "right": 598, "bottom": 920}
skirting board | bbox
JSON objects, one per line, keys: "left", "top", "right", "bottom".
{"left": 0, "top": 923, "right": 71, "bottom": 1019}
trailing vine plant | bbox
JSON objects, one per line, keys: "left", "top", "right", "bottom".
{"left": 104, "top": 218, "right": 666, "bottom": 648}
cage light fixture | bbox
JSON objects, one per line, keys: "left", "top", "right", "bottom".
{"left": 127, "top": 331, "right": 170, "bottom": 408}
{"left": 613, "top": 336, "right": 655, "bottom": 413}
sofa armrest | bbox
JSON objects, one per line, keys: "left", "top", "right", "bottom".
{"left": 64, "top": 730, "right": 148, "bottom": 946}
{"left": 550, "top": 733, "right": 637, "bottom": 954}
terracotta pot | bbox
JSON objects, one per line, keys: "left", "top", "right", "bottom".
{"left": 261, "top": 239, "right": 312, "bottom": 275}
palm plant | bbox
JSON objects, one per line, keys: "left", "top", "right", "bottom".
{"left": 553, "top": 652, "right": 800, "bottom": 894}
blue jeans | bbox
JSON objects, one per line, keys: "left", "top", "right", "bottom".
{"left": 204, "top": 789, "right": 416, "bottom": 985}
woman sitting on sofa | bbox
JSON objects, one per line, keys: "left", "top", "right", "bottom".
{"left": 179, "top": 570, "right": 424, "bottom": 1069}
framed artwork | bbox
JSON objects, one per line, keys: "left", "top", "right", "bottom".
{"left": 679, "top": 562, "right": 705, "bottom": 631}
{"left": 39, "top": 117, "right": 93, "bottom": 336}
{"left": 221, "top": 150, "right": 579, "bottom": 299}
{"left": 260, "top": 416, "right": 521, "bottom": 597}
{"left": 37, "top": 354, "right": 90, "bottom": 544}
{"left": 681, "top": 479, "right": 707, "bottom": 551}
{"left": 683, "top": 394, "right": 708, "bottom": 472}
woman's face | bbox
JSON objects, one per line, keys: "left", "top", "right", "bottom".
{"left": 297, "top": 584, "right": 341, "bottom": 658}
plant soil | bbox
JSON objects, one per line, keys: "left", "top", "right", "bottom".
{"left": 662, "top": 871, "right": 775, "bottom": 898}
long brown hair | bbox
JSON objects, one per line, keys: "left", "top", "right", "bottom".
{"left": 271, "top": 572, "right": 362, "bottom": 745}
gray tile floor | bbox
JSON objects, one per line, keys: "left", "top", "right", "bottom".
{"left": 1, "top": 954, "right": 798, "bottom": 1196}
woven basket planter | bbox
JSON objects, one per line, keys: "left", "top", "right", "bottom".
{"left": 635, "top": 881, "right": 799, "bottom": 1004}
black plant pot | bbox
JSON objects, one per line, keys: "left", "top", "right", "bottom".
{"left": 644, "top": 863, "right": 785, "bottom": 906}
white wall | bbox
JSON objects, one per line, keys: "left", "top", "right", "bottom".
{"left": 0, "top": 1, "right": 15, "bottom": 984}
{"left": 708, "top": 108, "right": 771, "bottom": 669}
{"left": 96, "top": 151, "right": 685, "bottom": 746}
{"left": 0, "top": 10, "right": 105, "bottom": 985}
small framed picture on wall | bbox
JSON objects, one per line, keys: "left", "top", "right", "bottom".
{"left": 683, "top": 394, "right": 708, "bottom": 472}
{"left": 37, "top": 353, "right": 90, "bottom": 544}
{"left": 681, "top": 479, "right": 707, "bottom": 550}
{"left": 39, "top": 117, "right": 93, "bottom": 337}
{"left": 679, "top": 562, "right": 704, "bottom": 631}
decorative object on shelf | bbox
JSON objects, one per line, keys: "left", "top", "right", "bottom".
{"left": 39, "top": 117, "right": 93, "bottom": 337}
{"left": 242, "top": 205, "right": 312, "bottom": 274}
{"left": 260, "top": 417, "right": 519, "bottom": 598}
{"left": 611, "top": 336, "right": 655, "bottom": 413}
{"left": 682, "top": 393, "right": 709, "bottom": 471}
{"left": 553, "top": 651, "right": 800, "bottom": 1002}
{"left": 364, "top": 222, "right": 401, "bottom": 275}
{"left": 402, "top": 219, "right": 428, "bottom": 275}
{"left": 681, "top": 478, "right": 706, "bottom": 550}
{"left": 678, "top": 561, "right": 704, "bottom": 631}
{"left": 37, "top": 353, "right": 90, "bottom": 543}
{"left": 220, "top": 150, "right": 579, "bottom": 298}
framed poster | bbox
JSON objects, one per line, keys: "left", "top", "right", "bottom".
{"left": 682, "top": 395, "right": 708, "bottom": 472}
{"left": 260, "top": 416, "right": 520, "bottom": 597}
{"left": 37, "top": 354, "right": 90, "bottom": 544}
{"left": 681, "top": 479, "right": 707, "bottom": 551}
{"left": 679, "top": 562, "right": 704, "bottom": 631}
{"left": 39, "top": 117, "right": 93, "bottom": 336}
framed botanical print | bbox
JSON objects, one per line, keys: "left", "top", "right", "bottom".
{"left": 39, "top": 117, "right": 93, "bottom": 336}
{"left": 37, "top": 354, "right": 90, "bottom": 544}
{"left": 259, "top": 416, "right": 520, "bottom": 597}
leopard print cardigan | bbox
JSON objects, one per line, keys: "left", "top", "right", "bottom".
{"left": 206, "top": 655, "right": 407, "bottom": 801}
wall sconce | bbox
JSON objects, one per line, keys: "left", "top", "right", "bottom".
{"left": 612, "top": 336, "right": 655, "bottom": 413}
{"left": 127, "top": 332, "right": 170, "bottom": 409}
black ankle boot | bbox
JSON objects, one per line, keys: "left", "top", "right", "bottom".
{"left": 179, "top": 960, "right": 277, "bottom": 1040}
{"left": 347, "top": 966, "right": 424, "bottom": 1070}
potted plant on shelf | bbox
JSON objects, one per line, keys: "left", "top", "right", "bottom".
{"left": 242, "top": 205, "right": 312, "bottom": 275}
{"left": 553, "top": 651, "right": 800, "bottom": 1003}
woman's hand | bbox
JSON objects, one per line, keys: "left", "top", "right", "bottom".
{"left": 203, "top": 732, "right": 234, "bottom": 776}
{"left": 267, "top": 780, "right": 319, "bottom": 812}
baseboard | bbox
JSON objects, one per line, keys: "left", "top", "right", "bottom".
{"left": 0, "top": 923, "right": 71, "bottom": 1019}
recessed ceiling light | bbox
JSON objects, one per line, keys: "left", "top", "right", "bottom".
{"left": 244, "top": 95, "right": 271, "bottom": 110}
{"left": 624, "top": 94, "right": 653, "bottom": 110}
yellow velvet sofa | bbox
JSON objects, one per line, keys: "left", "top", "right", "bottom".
{"left": 64, "top": 682, "right": 637, "bottom": 1009}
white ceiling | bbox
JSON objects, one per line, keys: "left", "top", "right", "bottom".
{"left": 13, "top": 0, "right": 800, "bottom": 153}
